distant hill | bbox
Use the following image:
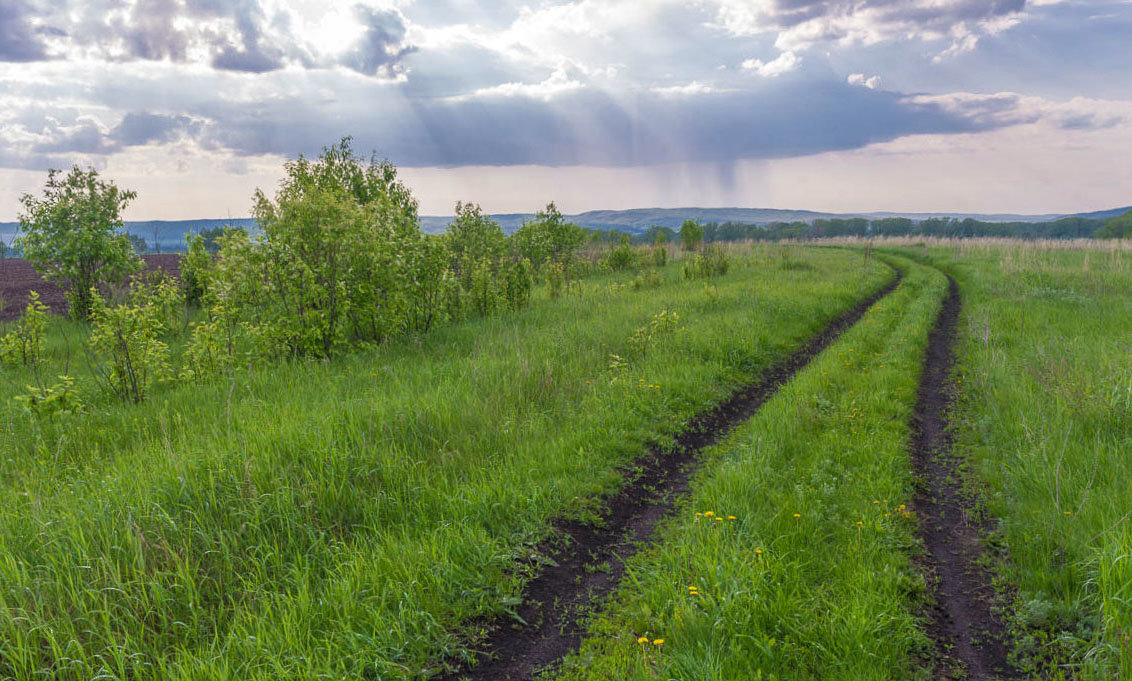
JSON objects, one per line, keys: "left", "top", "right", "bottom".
{"left": 2, "top": 206, "right": 1128, "bottom": 250}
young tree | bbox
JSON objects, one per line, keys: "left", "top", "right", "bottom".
{"left": 680, "top": 219, "right": 703, "bottom": 251}
{"left": 17, "top": 167, "right": 143, "bottom": 320}
{"left": 447, "top": 201, "right": 504, "bottom": 282}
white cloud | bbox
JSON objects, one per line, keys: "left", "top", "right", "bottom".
{"left": 651, "top": 81, "right": 714, "bottom": 97}
{"left": 467, "top": 65, "right": 585, "bottom": 101}
{"left": 741, "top": 51, "right": 800, "bottom": 77}
{"left": 848, "top": 73, "right": 881, "bottom": 89}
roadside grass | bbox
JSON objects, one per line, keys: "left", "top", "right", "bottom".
{"left": 554, "top": 254, "right": 947, "bottom": 681}
{"left": 898, "top": 242, "right": 1132, "bottom": 680}
{"left": 0, "top": 246, "right": 889, "bottom": 680}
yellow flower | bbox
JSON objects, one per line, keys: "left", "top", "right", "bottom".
{"left": 793, "top": 513, "right": 801, "bottom": 519}
{"left": 897, "top": 504, "right": 906, "bottom": 511}
{"left": 755, "top": 548, "right": 763, "bottom": 556}
{"left": 856, "top": 521, "right": 863, "bottom": 527}
{"left": 704, "top": 511, "right": 715, "bottom": 518}
{"left": 727, "top": 515, "right": 736, "bottom": 520}
{"left": 653, "top": 639, "right": 664, "bottom": 646}
{"left": 694, "top": 512, "right": 703, "bottom": 517}
{"left": 1064, "top": 510, "right": 1073, "bottom": 516}
{"left": 714, "top": 517, "right": 723, "bottom": 522}
{"left": 637, "top": 636, "right": 649, "bottom": 644}
{"left": 873, "top": 499, "right": 879, "bottom": 504}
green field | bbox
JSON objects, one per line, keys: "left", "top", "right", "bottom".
{"left": 2, "top": 239, "right": 1129, "bottom": 680}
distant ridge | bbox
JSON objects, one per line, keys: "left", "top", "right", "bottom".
{"left": 2, "top": 206, "right": 1128, "bottom": 248}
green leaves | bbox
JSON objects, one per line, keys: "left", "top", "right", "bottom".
{"left": 16, "top": 166, "right": 143, "bottom": 320}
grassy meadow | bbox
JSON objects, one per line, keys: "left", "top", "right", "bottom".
{"left": 0, "top": 246, "right": 890, "bottom": 680}
{"left": 903, "top": 240, "right": 1132, "bottom": 680}
{"left": 555, "top": 254, "right": 947, "bottom": 681}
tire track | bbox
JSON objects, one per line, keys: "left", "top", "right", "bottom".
{"left": 438, "top": 268, "right": 903, "bottom": 681}
{"left": 910, "top": 273, "right": 1017, "bottom": 680}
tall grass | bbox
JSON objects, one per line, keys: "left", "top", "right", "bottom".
{"left": 897, "top": 243, "right": 1132, "bottom": 680}
{"left": 0, "top": 247, "right": 889, "bottom": 680}
{"left": 555, "top": 254, "right": 948, "bottom": 681}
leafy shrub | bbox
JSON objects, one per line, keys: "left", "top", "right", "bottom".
{"left": 604, "top": 236, "right": 637, "bottom": 272}
{"left": 503, "top": 258, "right": 533, "bottom": 310}
{"left": 629, "top": 308, "right": 680, "bottom": 355}
{"left": 680, "top": 219, "right": 704, "bottom": 251}
{"left": 631, "top": 269, "right": 664, "bottom": 290}
{"left": 0, "top": 290, "right": 48, "bottom": 375}
{"left": 651, "top": 245, "right": 668, "bottom": 268}
{"left": 17, "top": 166, "right": 143, "bottom": 320}
{"left": 181, "top": 232, "right": 213, "bottom": 307}
{"left": 14, "top": 375, "right": 84, "bottom": 419}
{"left": 89, "top": 288, "right": 172, "bottom": 403}
{"left": 683, "top": 244, "right": 730, "bottom": 279}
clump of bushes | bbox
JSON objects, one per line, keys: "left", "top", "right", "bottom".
{"left": 683, "top": 244, "right": 730, "bottom": 279}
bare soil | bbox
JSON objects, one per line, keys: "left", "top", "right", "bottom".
{"left": 910, "top": 275, "right": 1017, "bottom": 680}
{"left": 438, "top": 270, "right": 903, "bottom": 681}
{"left": 0, "top": 255, "right": 181, "bottom": 320}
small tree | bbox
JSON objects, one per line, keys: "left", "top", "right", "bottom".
{"left": 17, "top": 167, "right": 143, "bottom": 320}
{"left": 680, "top": 219, "right": 703, "bottom": 251}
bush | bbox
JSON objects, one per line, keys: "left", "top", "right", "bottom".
{"left": 604, "top": 236, "right": 637, "bottom": 272}
{"left": 89, "top": 288, "right": 172, "bottom": 403}
{"left": 0, "top": 290, "right": 48, "bottom": 376}
{"left": 14, "top": 375, "right": 84, "bottom": 419}
{"left": 683, "top": 244, "right": 730, "bottom": 279}
{"left": 181, "top": 232, "right": 213, "bottom": 307}
{"left": 17, "top": 166, "right": 143, "bottom": 320}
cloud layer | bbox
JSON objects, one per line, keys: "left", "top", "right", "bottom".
{"left": 0, "top": 0, "right": 1129, "bottom": 218}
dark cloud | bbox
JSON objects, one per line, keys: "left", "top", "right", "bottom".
{"left": 339, "top": 5, "right": 416, "bottom": 76}
{"left": 192, "top": 75, "right": 993, "bottom": 168}
{"left": 0, "top": 1, "right": 49, "bottom": 61}
{"left": 32, "top": 122, "right": 117, "bottom": 155}
{"left": 110, "top": 112, "right": 199, "bottom": 145}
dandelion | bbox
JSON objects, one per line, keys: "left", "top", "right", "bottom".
{"left": 897, "top": 504, "right": 906, "bottom": 511}
{"left": 856, "top": 521, "right": 863, "bottom": 527}
{"left": 653, "top": 639, "right": 664, "bottom": 646}
{"left": 873, "top": 500, "right": 879, "bottom": 505}
{"left": 704, "top": 511, "right": 715, "bottom": 518}
{"left": 714, "top": 517, "right": 724, "bottom": 522}
{"left": 793, "top": 513, "right": 801, "bottom": 519}
{"left": 1064, "top": 510, "right": 1073, "bottom": 516}
{"left": 637, "top": 636, "right": 649, "bottom": 644}
{"left": 695, "top": 512, "right": 703, "bottom": 518}
{"left": 727, "top": 515, "right": 736, "bottom": 520}
{"left": 755, "top": 548, "right": 763, "bottom": 556}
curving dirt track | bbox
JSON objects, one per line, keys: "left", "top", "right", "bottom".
{"left": 0, "top": 255, "right": 180, "bottom": 320}
{"left": 438, "top": 269, "right": 903, "bottom": 681}
{"left": 910, "top": 273, "right": 1017, "bottom": 680}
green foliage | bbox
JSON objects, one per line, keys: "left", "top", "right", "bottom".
{"left": 628, "top": 308, "right": 679, "bottom": 355}
{"left": 503, "top": 258, "right": 533, "bottom": 310}
{"left": 447, "top": 202, "right": 505, "bottom": 282}
{"left": 651, "top": 245, "right": 668, "bottom": 268}
{"left": 680, "top": 219, "right": 703, "bottom": 251}
{"left": 0, "top": 290, "right": 48, "bottom": 375}
{"left": 604, "top": 235, "right": 638, "bottom": 272}
{"left": 1095, "top": 209, "right": 1132, "bottom": 239}
{"left": 682, "top": 244, "right": 730, "bottom": 279}
{"left": 16, "top": 166, "right": 143, "bottom": 320}
{"left": 631, "top": 269, "right": 664, "bottom": 291}
{"left": 14, "top": 375, "right": 84, "bottom": 419}
{"left": 181, "top": 232, "right": 214, "bottom": 307}
{"left": 89, "top": 288, "right": 172, "bottom": 403}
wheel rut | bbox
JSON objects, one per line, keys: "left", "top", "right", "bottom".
{"left": 437, "top": 269, "right": 903, "bottom": 681}
{"left": 910, "top": 273, "right": 1017, "bottom": 680}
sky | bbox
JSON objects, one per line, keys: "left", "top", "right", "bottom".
{"left": 0, "top": 0, "right": 1129, "bottom": 220}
